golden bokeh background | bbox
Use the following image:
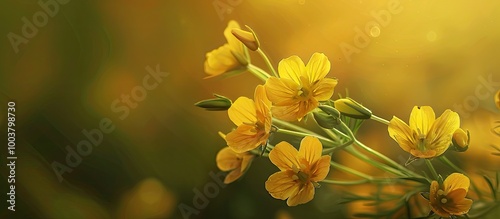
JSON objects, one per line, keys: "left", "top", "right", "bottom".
{"left": 1, "top": 0, "right": 499, "bottom": 218}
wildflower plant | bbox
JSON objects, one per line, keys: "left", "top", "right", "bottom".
{"left": 197, "top": 20, "right": 500, "bottom": 218}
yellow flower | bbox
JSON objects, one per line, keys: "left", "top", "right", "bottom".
{"left": 388, "top": 106, "right": 460, "bottom": 159}
{"left": 429, "top": 173, "right": 473, "bottom": 217}
{"left": 264, "top": 53, "right": 338, "bottom": 121}
{"left": 216, "top": 147, "right": 255, "bottom": 184}
{"left": 226, "top": 85, "right": 272, "bottom": 153}
{"left": 495, "top": 89, "right": 500, "bottom": 110}
{"left": 265, "top": 136, "right": 331, "bottom": 206}
{"left": 204, "top": 20, "right": 249, "bottom": 78}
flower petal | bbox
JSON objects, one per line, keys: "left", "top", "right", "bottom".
{"left": 228, "top": 97, "right": 257, "bottom": 126}
{"left": 216, "top": 147, "right": 240, "bottom": 171}
{"left": 410, "top": 149, "right": 436, "bottom": 159}
{"left": 269, "top": 141, "right": 300, "bottom": 171}
{"left": 409, "top": 106, "right": 435, "bottom": 136}
{"left": 226, "top": 124, "right": 261, "bottom": 153}
{"left": 298, "top": 136, "right": 322, "bottom": 164}
{"left": 224, "top": 168, "right": 243, "bottom": 184}
{"left": 442, "top": 190, "right": 472, "bottom": 215}
{"left": 254, "top": 85, "right": 272, "bottom": 119}
{"left": 426, "top": 109, "right": 460, "bottom": 156}
{"left": 305, "top": 53, "right": 330, "bottom": 82}
{"left": 204, "top": 44, "right": 239, "bottom": 77}
{"left": 278, "top": 55, "right": 306, "bottom": 84}
{"left": 287, "top": 182, "right": 315, "bottom": 206}
{"left": 265, "top": 77, "right": 300, "bottom": 105}
{"left": 312, "top": 78, "right": 338, "bottom": 101}
{"left": 271, "top": 105, "right": 301, "bottom": 121}
{"left": 240, "top": 153, "right": 255, "bottom": 172}
{"left": 265, "top": 171, "right": 299, "bottom": 200}
{"left": 388, "top": 116, "right": 415, "bottom": 153}
{"left": 310, "top": 155, "right": 331, "bottom": 182}
{"left": 443, "top": 173, "right": 470, "bottom": 193}
{"left": 224, "top": 20, "right": 243, "bottom": 54}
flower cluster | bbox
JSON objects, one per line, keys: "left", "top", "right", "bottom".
{"left": 195, "top": 20, "right": 491, "bottom": 217}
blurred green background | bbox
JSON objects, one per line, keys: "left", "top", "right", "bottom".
{"left": 1, "top": 0, "right": 499, "bottom": 218}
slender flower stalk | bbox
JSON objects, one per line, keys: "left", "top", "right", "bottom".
{"left": 337, "top": 120, "right": 422, "bottom": 178}
{"left": 371, "top": 114, "right": 390, "bottom": 125}
{"left": 273, "top": 118, "right": 335, "bottom": 141}
{"left": 425, "top": 159, "right": 439, "bottom": 181}
{"left": 257, "top": 48, "right": 278, "bottom": 77}
{"left": 276, "top": 128, "right": 336, "bottom": 147}
{"left": 330, "top": 161, "right": 373, "bottom": 180}
{"left": 247, "top": 64, "right": 271, "bottom": 81}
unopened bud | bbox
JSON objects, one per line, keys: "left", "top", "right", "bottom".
{"left": 334, "top": 98, "right": 372, "bottom": 119}
{"left": 313, "top": 110, "right": 337, "bottom": 129}
{"left": 232, "top": 26, "right": 260, "bottom": 51}
{"left": 318, "top": 105, "right": 341, "bottom": 118}
{"left": 195, "top": 94, "right": 232, "bottom": 111}
{"left": 452, "top": 128, "right": 469, "bottom": 152}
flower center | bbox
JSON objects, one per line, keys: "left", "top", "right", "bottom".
{"left": 296, "top": 86, "right": 311, "bottom": 101}
{"left": 416, "top": 128, "right": 427, "bottom": 151}
{"left": 440, "top": 198, "right": 448, "bottom": 204}
{"left": 291, "top": 164, "right": 310, "bottom": 183}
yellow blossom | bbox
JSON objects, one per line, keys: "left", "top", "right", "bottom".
{"left": 264, "top": 53, "right": 338, "bottom": 121}
{"left": 388, "top": 106, "right": 460, "bottom": 159}
{"left": 429, "top": 173, "right": 473, "bottom": 217}
{"left": 204, "top": 20, "right": 249, "bottom": 78}
{"left": 265, "top": 136, "right": 331, "bottom": 206}
{"left": 226, "top": 85, "right": 272, "bottom": 153}
{"left": 216, "top": 147, "right": 255, "bottom": 184}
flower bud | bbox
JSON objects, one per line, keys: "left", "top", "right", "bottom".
{"left": 318, "top": 105, "right": 341, "bottom": 119}
{"left": 232, "top": 26, "right": 259, "bottom": 51}
{"left": 495, "top": 89, "right": 500, "bottom": 110}
{"left": 195, "top": 94, "right": 232, "bottom": 111}
{"left": 452, "top": 128, "right": 470, "bottom": 152}
{"left": 334, "top": 98, "right": 372, "bottom": 119}
{"left": 313, "top": 106, "right": 341, "bottom": 129}
{"left": 313, "top": 111, "right": 335, "bottom": 129}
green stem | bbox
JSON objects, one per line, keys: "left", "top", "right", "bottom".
{"left": 247, "top": 64, "right": 271, "bottom": 81}
{"left": 425, "top": 159, "right": 439, "bottom": 181}
{"left": 276, "top": 128, "right": 335, "bottom": 146}
{"left": 256, "top": 48, "right": 278, "bottom": 77}
{"left": 322, "top": 178, "right": 410, "bottom": 185}
{"left": 321, "top": 128, "right": 340, "bottom": 142}
{"left": 338, "top": 121, "right": 421, "bottom": 178}
{"left": 321, "top": 179, "right": 369, "bottom": 185}
{"left": 273, "top": 118, "right": 329, "bottom": 139}
{"left": 439, "top": 156, "right": 483, "bottom": 199}
{"left": 343, "top": 146, "right": 406, "bottom": 177}
{"left": 371, "top": 114, "right": 390, "bottom": 125}
{"left": 322, "top": 137, "right": 352, "bottom": 154}
{"left": 330, "top": 161, "right": 373, "bottom": 180}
